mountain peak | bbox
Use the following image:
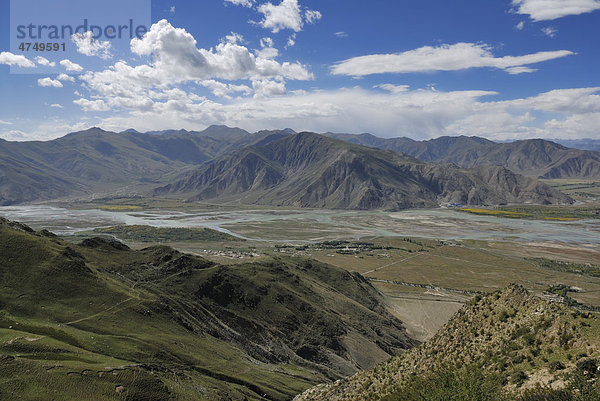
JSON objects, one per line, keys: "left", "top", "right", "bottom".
{"left": 62, "top": 127, "right": 113, "bottom": 139}
{"left": 87, "top": 126, "right": 108, "bottom": 132}
{"left": 513, "top": 138, "right": 567, "bottom": 150}
{"left": 121, "top": 128, "right": 141, "bottom": 134}
{"left": 199, "top": 125, "right": 250, "bottom": 138}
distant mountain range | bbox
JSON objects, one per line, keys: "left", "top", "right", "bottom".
{"left": 324, "top": 133, "right": 600, "bottom": 179}
{"left": 554, "top": 138, "right": 600, "bottom": 152}
{"left": 0, "top": 126, "right": 285, "bottom": 205}
{"left": 157, "top": 132, "right": 571, "bottom": 209}
{"left": 2, "top": 125, "right": 598, "bottom": 207}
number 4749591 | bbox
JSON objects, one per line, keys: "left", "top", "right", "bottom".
{"left": 19, "top": 42, "right": 65, "bottom": 51}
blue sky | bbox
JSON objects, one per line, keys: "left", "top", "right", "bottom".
{"left": 0, "top": 0, "right": 599, "bottom": 140}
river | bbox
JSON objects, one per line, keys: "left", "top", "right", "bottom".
{"left": 1, "top": 205, "right": 599, "bottom": 246}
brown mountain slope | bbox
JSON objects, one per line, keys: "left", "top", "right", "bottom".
{"left": 0, "top": 126, "right": 289, "bottom": 205}
{"left": 156, "top": 133, "right": 572, "bottom": 210}
{"left": 324, "top": 133, "right": 600, "bottom": 179}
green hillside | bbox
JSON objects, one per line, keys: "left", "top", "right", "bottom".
{"left": 0, "top": 218, "right": 416, "bottom": 400}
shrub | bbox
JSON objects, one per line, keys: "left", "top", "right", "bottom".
{"left": 512, "top": 370, "right": 528, "bottom": 386}
{"left": 518, "top": 386, "right": 573, "bottom": 401}
{"left": 575, "top": 358, "right": 598, "bottom": 378}
{"left": 548, "top": 361, "right": 565, "bottom": 372}
{"left": 382, "top": 365, "right": 506, "bottom": 401}
{"left": 567, "top": 367, "right": 600, "bottom": 401}
{"left": 523, "top": 333, "right": 536, "bottom": 346}
{"left": 513, "top": 327, "right": 531, "bottom": 338}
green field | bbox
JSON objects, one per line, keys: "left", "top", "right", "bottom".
{"left": 543, "top": 179, "right": 600, "bottom": 199}
{"left": 449, "top": 180, "right": 600, "bottom": 221}
{"left": 90, "top": 225, "right": 243, "bottom": 243}
{"left": 458, "top": 204, "right": 600, "bottom": 220}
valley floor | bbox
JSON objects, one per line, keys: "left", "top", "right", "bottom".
{"left": 2, "top": 199, "right": 598, "bottom": 341}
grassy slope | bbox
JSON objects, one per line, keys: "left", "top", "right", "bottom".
{"left": 0, "top": 218, "right": 416, "bottom": 400}
{"left": 295, "top": 284, "right": 600, "bottom": 401}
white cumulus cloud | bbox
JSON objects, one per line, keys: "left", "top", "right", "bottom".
{"left": 200, "top": 80, "right": 253, "bottom": 99}
{"left": 0, "top": 130, "right": 27, "bottom": 140}
{"left": 128, "top": 20, "right": 311, "bottom": 81}
{"left": 225, "top": 0, "right": 254, "bottom": 6}
{"left": 305, "top": 10, "right": 322, "bottom": 24}
{"left": 512, "top": 0, "right": 600, "bottom": 21}
{"left": 90, "top": 84, "right": 600, "bottom": 142}
{"left": 60, "top": 59, "right": 83, "bottom": 72}
{"left": 73, "top": 98, "right": 110, "bottom": 112}
{"left": 374, "top": 84, "right": 410, "bottom": 93}
{"left": 542, "top": 26, "right": 558, "bottom": 37}
{"left": 257, "top": 0, "right": 321, "bottom": 32}
{"left": 496, "top": 87, "right": 600, "bottom": 114}
{"left": 252, "top": 77, "right": 287, "bottom": 97}
{"left": 331, "top": 43, "right": 574, "bottom": 76}
{"left": 256, "top": 37, "right": 279, "bottom": 59}
{"left": 0, "top": 121, "right": 90, "bottom": 141}
{"left": 286, "top": 34, "right": 296, "bottom": 48}
{"left": 56, "top": 73, "right": 75, "bottom": 82}
{"left": 76, "top": 20, "right": 312, "bottom": 113}
{"left": 505, "top": 66, "right": 537, "bottom": 74}
{"left": 34, "top": 56, "right": 56, "bottom": 67}
{"left": 0, "top": 52, "right": 35, "bottom": 67}
{"left": 37, "top": 77, "right": 63, "bottom": 88}
{"left": 71, "top": 31, "right": 112, "bottom": 59}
